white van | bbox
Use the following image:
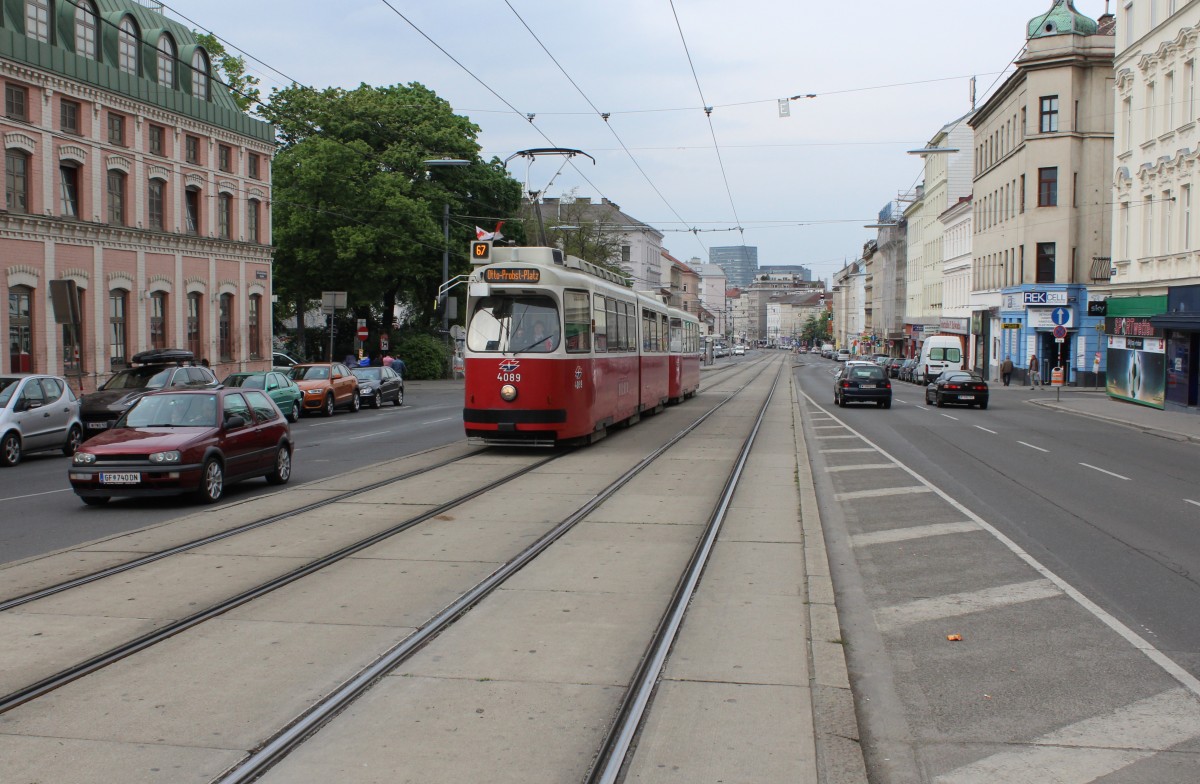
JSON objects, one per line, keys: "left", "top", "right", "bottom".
{"left": 917, "top": 335, "right": 964, "bottom": 384}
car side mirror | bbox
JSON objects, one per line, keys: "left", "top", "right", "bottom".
{"left": 13, "top": 398, "right": 30, "bottom": 412}
{"left": 225, "top": 414, "right": 247, "bottom": 430}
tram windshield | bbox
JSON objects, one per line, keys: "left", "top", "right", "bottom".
{"left": 468, "top": 295, "right": 560, "bottom": 353}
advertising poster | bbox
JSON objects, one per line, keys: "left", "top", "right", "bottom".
{"left": 1106, "top": 316, "right": 1166, "bottom": 408}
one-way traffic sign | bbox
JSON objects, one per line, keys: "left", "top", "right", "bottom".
{"left": 1051, "top": 307, "right": 1070, "bottom": 326}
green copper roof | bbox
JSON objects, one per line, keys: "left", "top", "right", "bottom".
{"left": 1028, "top": 0, "right": 1099, "bottom": 39}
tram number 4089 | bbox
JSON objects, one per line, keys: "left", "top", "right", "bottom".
{"left": 497, "top": 372, "right": 521, "bottom": 383}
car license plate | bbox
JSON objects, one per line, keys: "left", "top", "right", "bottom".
{"left": 960, "top": 395, "right": 974, "bottom": 400}
{"left": 859, "top": 384, "right": 875, "bottom": 389}
{"left": 87, "top": 421, "right": 108, "bottom": 430}
{"left": 100, "top": 472, "right": 141, "bottom": 485}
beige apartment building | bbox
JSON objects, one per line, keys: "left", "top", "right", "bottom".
{"left": 971, "top": 0, "right": 1114, "bottom": 385}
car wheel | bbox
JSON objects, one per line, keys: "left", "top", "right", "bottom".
{"left": 838, "top": 395, "right": 846, "bottom": 408}
{"left": 81, "top": 496, "right": 109, "bottom": 506}
{"left": 0, "top": 431, "right": 21, "bottom": 467}
{"left": 924, "top": 392, "right": 933, "bottom": 406}
{"left": 62, "top": 425, "right": 83, "bottom": 456}
{"left": 979, "top": 400, "right": 989, "bottom": 410}
{"left": 936, "top": 394, "right": 946, "bottom": 408}
{"left": 349, "top": 391, "right": 361, "bottom": 413}
{"left": 287, "top": 401, "right": 301, "bottom": 423}
{"left": 266, "top": 445, "right": 292, "bottom": 486}
{"left": 196, "top": 458, "right": 224, "bottom": 504}
{"left": 394, "top": 388, "right": 404, "bottom": 407}
{"left": 370, "top": 392, "right": 382, "bottom": 409}
{"left": 323, "top": 393, "right": 335, "bottom": 417}
{"left": 877, "top": 401, "right": 885, "bottom": 408}
{"left": 883, "top": 400, "right": 892, "bottom": 409}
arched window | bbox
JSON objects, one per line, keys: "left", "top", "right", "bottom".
{"left": 107, "top": 170, "right": 126, "bottom": 225}
{"left": 148, "top": 179, "right": 165, "bottom": 231}
{"left": 109, "top": 290, "right": 128, "bottom": 368}
{"left": 117, "top": 17, "right": 138, "bottom": 75}
{"left": 5, "top": 150, "right": 30, "bottom": 214}
{"left": 156, "top": 34, "right": 176, "bottom": 87}
{"left": 184, "top": 186, "right": 201, "bottom": 234}
{"left": 62, "top": 287, "right": 85, "bottom": 375}
{"left": 191, "top": 49, "right": 210, "bottom": 101}
{"left": 149, "top": 292, "right": 167, "bottom": 350}
{"left": 187, "top": 292, "right": 202, "bottom": 357}
{"left": 218, "top": 192, "right": 232, "bottom": 239}
{"left": 247, "top": 199, "right": 261, "bottom": 243}
{"left": 9, "top": 285, "right": 34, "bottom": 372}
{"left": 248, "top": 294, "right": 262, "bottom": 359}
{"left": 74, "top": 1, "right": 97, "bottom": 59}
{"left": 218, "top": 293, "right": 233, "bottom": 361}
{"left": 25, "top": 0, "right": 50, "bottom": 44}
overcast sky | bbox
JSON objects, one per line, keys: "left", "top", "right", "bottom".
{"left": 162, "top": 0, "right": 1110, "bottom": 283}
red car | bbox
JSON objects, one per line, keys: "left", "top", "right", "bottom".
{"left": 68, "top": 388, "right": 293, "bottom": 505}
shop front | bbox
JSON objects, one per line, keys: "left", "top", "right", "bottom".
{"left": 1151, "top": 285, "right": 1200, "bottom": 413}
{"left": 999, "top": 285, "right": 1101, "bottom": 385}
{"left": 1107, "top": 295, "right": 1167, "bottom": 410}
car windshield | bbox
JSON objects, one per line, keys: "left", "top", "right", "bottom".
{"left": 467, "top": 295, "right": 560, "bottom": 353}
{"left": 121, "top": 393, "right": 217, "bottom": 428}
{"left": 291, "top": 366, "right": 330, "bottom": 381}
{"left": 351, "top": 368, "right": 381, "bottom": 381}
{"left": 223, "top": 374, "right": 265, "bottom": 389}
{"left": 851, "top": 367, "right": 885, "bottom": 379}
{"left": 0, "top": 378, "right": 18, "bottom": 407}
{"left": 100, "top": 366, "right": 174, "bottom": 391}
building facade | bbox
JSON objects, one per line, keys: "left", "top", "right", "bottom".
{"left": 693, "top": 262, "right": 728, "bottom": 335}
{"left": 709, "top": 245, "right": 758, "bottom": 289}
{"left": 1, "top": 0, "right": 273, "bottom": 389}
{"left": 939, "top": 196, "right": 977, "bottom": 369}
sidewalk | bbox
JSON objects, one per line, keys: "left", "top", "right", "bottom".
{"left": 1004, "top": 384, "right": 1200, "bottom": 444}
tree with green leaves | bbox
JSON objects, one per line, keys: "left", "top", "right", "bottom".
{"left": 522, "top": 190, "right": 630, "bottom": 281}
{"left": 193, "top": 33, "right": 261, "bottom": 114}
{"left": 261, "top": 82, "right": 523, "bottom": 364}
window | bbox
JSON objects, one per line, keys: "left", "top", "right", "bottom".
{"left": 1167, "top": 72, "right": 1176, "bottom": 129}
{"left": 6, "top": 150, "right": 29, "bottom": 213}
{"left": 1189, "top": 61, "right": 1197, "bottom": 122}
{"left": 9, "top": 285, "right": 33, "bottom": 372}
{"left": 117, "top": 16, "right": 138, "bottom": 75}
{"left": 1147, "top": 84, "right": 1157, "bottom": 137}
{"left": 1036, "top": 243, "right": 1056, "bottom": 284}
{"left": 60, "top": 164, "right": 80, "bottom": 218}
{"left": 564, "top": 291, "right": 590, "bottom": 353}
{"left": 74, "top": 1, "right": 97, "bottom": 59}
{"left": 148, "top": 180, "right": 164, "bottom": 230}
{"left": 247, "top": 199, "right": 260, "bottom": 243}
{"left": 185, "top": 187, "right": 200, "bottom": 234}
{"left": 1036, "top": 166, "right": 1056, "bottom": 206}
{"left": 109, "top": 290, "right": 128, "bottom": 367}
{"left": 107, "top": 170, "right": 126, "bottom": 225}
{"left": 1123, "top": 97, "right": 1133, "bottom": 151}
{"left": 1184, "top": 185, "right": 1192, "bottom": 249}
{"left": 219, "top": 294, "right": 233, "bottom": 361}
{"left": 1163, "top": 189, "right": 1173, "bottom": 253}
{"left": 1125, "top": 1, "right": 1134, "bottom": 48}
{"left": 187, "top": 292, "right": 202, "bottom": 357}
{"left": 248, "top": 153, "right": 260, "bottom": 179}
{"left": 1020, "top": 173, "right": 1026, "bottom": 213}
{"left": 62, "top": 288, "right": 84, "bottom": 375}
{"left": 108, "top": 113, "right": 125, "bottom": 146}
{"left": 26, "top": 0, "right": 50, "bottom": 43}
{"left": 191, "top": 49, "right": 210, "bottom": 101}
{"left": 185, "top": 135, "right": 199, "bottom": 164}
{"left": 61, "top": 99, "right": 80, "bottom": 134}
{"left": 149, "top": 124, "right": 165, "bottom": 156}
{"left": 149, "top": 292, "right": 167, "bottom": 350}
{"left": 1121, "top": 202, "right": 1131, "bottom": 259}
{"left": 1039, "top": 96, "right": 1059, "bottom": 133}
{"left": 1145, "top": 195, "right": 1155, "bottom": 256}
{"left": 6, "top": 84, "right": 28, "bottom": 121}
{"left": 218, "top": 193, "right": 232, "bottom": 239}
{"left": 248, "top": 294, "right": 261, "bottom": 359}
{"left": 621, "top": 245, "right": 631, "bottom": 264}
{"left": 593, "top": 295, "right": 607, "bottom": 353}
{"left": 218, "top": 144, "right": 232, "bottom": 172}
{"left": 156, "top": 34, "right": 175, "bottom": 87}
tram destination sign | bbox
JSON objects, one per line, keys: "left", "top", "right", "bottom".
{"left": 483, "top": 268, "right": 541, "bottom": 284}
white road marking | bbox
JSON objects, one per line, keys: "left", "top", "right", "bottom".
{"left": 0, "top": 487, "right": 71, "bottom": 502}
{"left": 932, "top": 688, "right": 1200, "bottom": 784}
{"left": 852, "top": 522, "right": 979, "bottom": 548}
{"left": 836, "top": 486, "right": 933, "bottom": 501}
{"left": 821, "top": 448, "right": 876, "bottom": 454}
{"left": 874, "top": 579, "right": 1061, "bottom": 632}
{"left": 816, "top": 435, "right": 861, "bottom": 440}
{"left": 1018, "top": 441, "right": 1049, "bottom": 453}
{"left": 975, "top": 425, "right": 997, "bottom": 434}
{"left": 1079, "top": 463, "right": 1131, "bottom": 481}
{"left": 349, "top": 430, "right": 396, "bottom": 440}
{"left": 825, "top": 463, "right": 896, "bottom": 473}
{"left": 941, "top": 414, "right": 959, "bottom": 420}
{"left": 812, "top": 425, "right": 846, "bottom": 430}
{"left": 803, "top": 388, "right": 1200, "bottom": 700}
{"left": 1186, "top": 499, "right": 1200, "bottom": 508}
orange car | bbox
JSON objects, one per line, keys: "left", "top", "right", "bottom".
{"left": 288, "top": 363, "right": 361, "bottom": 416}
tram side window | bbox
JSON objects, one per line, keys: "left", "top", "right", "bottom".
{"left": 642, "top": 309, "right": 653, "bottom": 351}
{"left": 607, "top": 298, "right": 620, "bottom": 351}
{"left": 593, "top": 294, "right": 607, "bottom": 353}
{"left": 565, "top": 290, "right": 591, "bottom": 353}
{"left": 660, "top": 314, "right": 669, "bottom": 352}
{"left": 670, "top": 318, "right": 683, "bottom": 353}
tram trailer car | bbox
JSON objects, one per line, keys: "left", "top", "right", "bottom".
{"left": 463, "top": 243, "right": 700, "bottom": 447}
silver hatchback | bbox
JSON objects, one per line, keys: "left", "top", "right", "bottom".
{"left": 0, "top": 374, "right": 83, "bottom": 466}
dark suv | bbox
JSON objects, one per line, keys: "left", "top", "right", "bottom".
{"left": 79, "top": 349, "right": 218, "bottom": 439}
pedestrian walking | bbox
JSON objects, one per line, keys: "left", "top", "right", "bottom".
{"left": 1029, "top": 353, "right": 1041, "bottom": 388}
{"left": 382, "top": 352, "right": 394, "bottom": 368}
{"left": 1001, "top": 355, "right": 1014, "bottom": 386}
{"left": 393, "top": 355, "right": 408, "bottom": 379}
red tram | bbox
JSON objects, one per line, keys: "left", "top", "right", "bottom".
{"left": 463, "top": 242, "right": 701, "bottom": 446}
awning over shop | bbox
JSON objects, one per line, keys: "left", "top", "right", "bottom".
{"left": 1150, "top": 313, "right": 1200, "bottom": 331}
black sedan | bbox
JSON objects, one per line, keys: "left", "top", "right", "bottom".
{"left": 835, "top": 364, "right": 892, "bottom": 408}
{"left": 925, "top": 370, "right": 989, "bottom": 409}
{"left": 350, "top": 366, "right": 404, "bottom": 408}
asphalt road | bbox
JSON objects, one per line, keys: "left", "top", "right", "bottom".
{"left": 797, "top": 356, "right": 1200, "bottom": 677}
{"left": 0, "top": 381, "right": 467, "bottom": 567}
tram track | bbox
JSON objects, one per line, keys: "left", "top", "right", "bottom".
{"left": 0, "top": 358, "right": 771, "bottom": 727}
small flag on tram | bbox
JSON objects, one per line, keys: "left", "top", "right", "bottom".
{"left": 475, "top": 222, "right": 505, "bottom": 241}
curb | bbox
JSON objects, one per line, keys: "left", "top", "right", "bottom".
{"left": 1029, "top": 399, "right": 1200, "bottom": 444}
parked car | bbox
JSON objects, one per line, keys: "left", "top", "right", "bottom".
{"left": 0, "top": 374, "right": 83, "bottom": 466}
{"left": 886, "top": 358, "right": 904, "bottom": 378}
{"left": 925, "top": 370, "right": 989, "bottom": 409}
{"left": 835, "top": 363, "right": 892, "bottom": 408}
{"left": 350, "top": 365, "right": 404, "bottom": 408}
{"left": 272, "top": 352, "right": 300, "bottom": 373}
{"left": 79, "top": 349, "right": 218, "bottom": 439}
{"left": 222, "top": 371, "right": 303, "bottom": 423}
{"left": 289, "top": 362, "right": 360, "bottom": 416}
{"left": 733, "top": 344, "right": 746, "bottom": 356}
{"left": 835, "top": 349, "right": 851, "bottom": 362}
{"left": 68, "top": 388, "right": 293, "bottom": 505}
{"left": 898, "top": 359, "right": 917, "bottom": 382}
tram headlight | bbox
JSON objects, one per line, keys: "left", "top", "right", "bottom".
{"left": 500, "top": 384, "right": 518, "bottom": 402}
